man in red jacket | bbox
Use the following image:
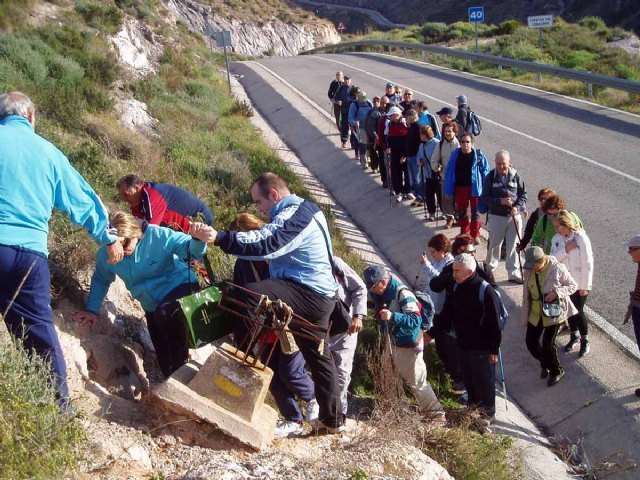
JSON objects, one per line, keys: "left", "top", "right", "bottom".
{"left": 116, "top": 174, "right": 214, "bottom": 232}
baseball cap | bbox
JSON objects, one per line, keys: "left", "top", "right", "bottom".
{"left": 344, "top": 74, "right": 351, "bottom": 80}
{"left": 386, "top": 82, "right": 395, "bottom": 88}
{"left": 456, "top": 94, "right": 468, "bottom": 104}
{"left": 357, "top": 91, "right": 368, "bottom": 101}
{"left": 623, "top": 235, "right": 640, "bottom": 248}
{"left": 387, "top": 106, "right": 403, "bottom": 116}
{"left": 523, "top": 246, "right": 545, "bottom": 269}
{"left": 373, "top": 95, "right": 381, "bottom": 101}
{"left": 363, "top": 265, "right": 386, "bottom": 289}
{"left": 436, "top": 107, "right": 454, "bottom": 116}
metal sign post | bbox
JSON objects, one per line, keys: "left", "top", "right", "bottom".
{"left": 205, "top": 22, "right": 233, "bottom": 94}
{"left": 468, "top": 7, "right": 484, "bottom": 53}
{"left": 527, "top": 15, "right": 553, "bottom": 81}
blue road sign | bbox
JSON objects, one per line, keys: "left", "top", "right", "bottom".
{"left": 468, "top": 6, "right": 484, "bottom": 23}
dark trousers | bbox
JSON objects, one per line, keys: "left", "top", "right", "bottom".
{"left": 390, "top": 152, "right": 409, "bottom": 195}
{"left": 526, "top": 321, "right": 562, "bottom": 375}
{"left": 454, "top": 185, "right": 481, "bottom": 238}
{"left": 0, "top": 245, "right": 68, "bottom": 406}
{"left": 245, "top": 278, "right": 341, "bottom": 427}
{"left": 368, "top": 143, "right": 381, "bottom": 172}
{"left": 333, "top": 103, "right": 341, "bottom": 131}
{"left": 145, "top": 282, "right": 198, "bottom": 377}
{"left": 632, "top": 306, "right": 640, "bottom": 351}
{"left": 568, "top": 291, "right": 588, "bottom": 336}
{"left": 339, "top": 107, "right": 350, "bottom": 143}
{"left": 431, "top": 314, "right": 463, "bottom": 384}
{"left": 459, "top": 349, "right": 496, "bottom": 417}
{"left": 264, "top": 345, "right": 315, "bottom": 422}
{"left": 379, "top": 148, "right": 389, "bottom": 186}
{"left": 425, "top": 177, "right": 443, "bottom": 215}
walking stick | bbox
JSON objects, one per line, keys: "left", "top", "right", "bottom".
{"left": 512, "top": 213, "right": 524, "bottom": 280}
{"left": 498, "top": 348, "right": 508, "bottom": 411}
{"left": 420, "top": 164, "right": 427, "bottom": 220}
{"left": 385, "top": 150, "right": 393, "bottom": 207}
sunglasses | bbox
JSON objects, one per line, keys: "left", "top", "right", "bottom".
{"left": 629, "top": 247, "right": 640, "bottom": 253}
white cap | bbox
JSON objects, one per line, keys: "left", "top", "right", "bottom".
{"left": 388, "top": 106, "right": 403, "bottom": 116}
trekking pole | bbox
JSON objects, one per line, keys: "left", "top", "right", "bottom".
{"left": 498, "top": 348, "right": 508, "bottom": 411}
{"left": 381, "top": 304, "right": 404, "bottom": 398}
{"left": 512, "top": 213, "right": 524, "bottom": 280}
{"left": 412, "top": 261, "right": 423, "bottom": 290}
{"left": 420, "top": 164, "right": 427, "bottom": 220}
{"left": 386, "top": 151, "right": 393, "bottom": 207}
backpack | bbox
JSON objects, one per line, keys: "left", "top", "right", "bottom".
{"left": 398, "top": 287, "right": 435, "bottom": 332}
{"left": 466, "top": 109, "right": 483, "bottom": 136}
{"left": 479, "top": 280, "right": 509, "bottom": 330}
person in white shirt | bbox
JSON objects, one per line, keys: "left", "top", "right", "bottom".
{"left": 550, "top": 210, "right": 594, "bottom": 357}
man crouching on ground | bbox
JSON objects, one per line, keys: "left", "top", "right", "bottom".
{"left": 364, "top": 265, "right": 446, "bottom": 426}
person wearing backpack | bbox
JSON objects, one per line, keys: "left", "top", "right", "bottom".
{"left": 364, "top": 265, "right": 446, "bottom": 425}
{"left": 349, "top": 91, "right": 373, "bottom": 169}
{"left": 431, "top": 122, "right": 459, "bottom": 229}
{"left": 443, "top": 133, "right": 490, "bottom": 244}
{"left": 417, "top": 101, "right": 441, "bottom": 140}
{"left": 383, "top": 106, "right": 410, "bottom": 202}
{"left": 435, "top": 253, "right": 502, "bottom": 424}
{"left": 480, "top": 151, "right": 528, "bottom": 284}
{"left": 364, "top": 96, "right": 383, "bottom": 173}
{"left": 332, "top": 75, "right": 353, "bottom": 149}
{"left": 454, "top": 95, "right": 470, "bottom": 139}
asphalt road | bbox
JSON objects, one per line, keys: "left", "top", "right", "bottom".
{"left": 233, "top": 52, "right": 640, "bottom": 343}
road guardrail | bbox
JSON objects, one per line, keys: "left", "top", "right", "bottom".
{"left": 301, "top": 39, "right": 640, "bottom": 95}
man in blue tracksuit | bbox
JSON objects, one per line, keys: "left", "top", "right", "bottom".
{"left": 0, "top": 92, "right": 123, "bottom": 407}
{"left": 191, "top": 172, "right": 343, "bottom": 433}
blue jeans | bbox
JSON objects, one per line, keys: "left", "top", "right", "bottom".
{"left": 407, "top": 156, "right": 423, "bottom": 200}
{"left": 632, "top": 306, "right": 640, "bottom": 351}
{"left": 0, "top": 245, "right": 69, "bottom": 407}
{"left": 459, "top": 349, "right": 496, "bottom": 417}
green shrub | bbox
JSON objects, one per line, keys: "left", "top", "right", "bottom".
{"left": 0, "top": 339, "right": 85, "bottom": 479}
{"left": 75, "top": 0, "right": 124, "bottom": 34}
{"left": 560, "top": 50, "right": 599, "bottom": 70}
{"left": 614, "top": 63, "right": 640, "bottom": 81}
{"left": 494, "top": 19, "right": 522, "bottom": 36}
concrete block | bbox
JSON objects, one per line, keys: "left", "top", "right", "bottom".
{"left": 188, "top": 342, "right": 273, "bottom": 423}
{"left": 152, "top": 347, "right": 277, "bottom": 451}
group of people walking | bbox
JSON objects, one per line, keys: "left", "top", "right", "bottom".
{"left": 2, "top": 81, "right": 640, "bottom": 449}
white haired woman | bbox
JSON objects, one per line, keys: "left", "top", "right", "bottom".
{"left": 550, "top": 210, "right": 594, "bottom": 357}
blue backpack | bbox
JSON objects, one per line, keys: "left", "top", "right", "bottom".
{"left": 479, "top": 280, "right": 509, "bottom": 330}
{"left": 399, "top": 287, "right": 435, "bottom": 332}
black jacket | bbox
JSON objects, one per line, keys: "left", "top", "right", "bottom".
{"left": 405, "top": 123, "right": 422, "bottom": 156}
{"left": 435, "top": 272, "right": 501, "bottom": 354}
{"left": 519, "top": 207, "right": 541, "bottom": 250}
{"left": 328, "top": 79, "right": 342, "bottom": 101}
{"left": 430, "top": 260, "right": 490, "bottom": 294}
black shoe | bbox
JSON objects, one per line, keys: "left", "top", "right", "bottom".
{"left": 547, "top": 370, "right": 565, "bottom": 387}
{"left": 564, "top": 336, "right": 580, "bottom": 353}
{"left": 540, "top": 367, "right": 549, "bottom": 379}
{"left": 635, "top": 388, "right": 640, "bottom": 397}
{"left": 579, "top": 340, "right": 590, "bottom": 357}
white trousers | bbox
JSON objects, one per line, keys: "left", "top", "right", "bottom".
{"left": 329, "top": 332, "right": 358, "bottom": 416}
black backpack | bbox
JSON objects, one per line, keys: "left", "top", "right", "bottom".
{"left": 466, "top": 109, "right": 483, "bottom": 136}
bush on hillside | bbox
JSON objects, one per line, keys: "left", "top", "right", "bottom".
{"left": 75, "top": 0, "right": 124, "bottom": 34}
{"left": 494, "top": 19, "right": 522, "bottom": 36}
{"left": 0, "top": 338, "right": 85, "bottom": 479}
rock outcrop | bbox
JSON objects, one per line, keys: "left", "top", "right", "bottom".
{"left": 164, "top": 0, "right": 340, "bottom": 56}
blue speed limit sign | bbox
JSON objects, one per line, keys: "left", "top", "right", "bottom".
{"left": 468, "top": 7, "right": 484, "bottom": 23}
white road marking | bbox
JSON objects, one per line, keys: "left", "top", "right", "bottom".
{"left": 314, "top": 55, "right": 640, "bottom": 185}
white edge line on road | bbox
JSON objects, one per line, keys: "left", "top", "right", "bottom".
{"left": 314, "top": 55, "right": 640, "bottom": 186}
{"left": 245, "top": 58, "right": 640, "bottom": 363}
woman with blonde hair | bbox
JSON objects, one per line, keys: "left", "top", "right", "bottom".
{"left": 522, "top": 246, "right": 577, "bottom": 387}
{"left": 550, "top": 210, "right": 594, "bottom": 356}
{"left": 75, "top": 211, "right": 209, "bottom": 377}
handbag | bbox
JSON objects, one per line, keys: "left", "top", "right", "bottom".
{"left": 535, "top": 273, "right": 564, "bottom": 320}
{"left": 313, "top": 217, "right": 352, "bottom": 336}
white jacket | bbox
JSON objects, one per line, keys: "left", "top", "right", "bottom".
{"left": 550, "top": 230, "right": 593, "bottom": 291}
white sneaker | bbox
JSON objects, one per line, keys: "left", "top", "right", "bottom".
{"left": 406, "top": 192, "right": 416, "bottom": 200}
{"left": 313, "top": 420, "right": 346, "bottom": 435}
{"left": 396, "top": 193, "right": 403, "bottom": 203}
{"left": 274, "top": 419, "right": 303, "bottom": 438}
{"left": 305, "top": 398, "right": 319, "bottom": 423}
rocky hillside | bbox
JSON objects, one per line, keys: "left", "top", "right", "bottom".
{"left": 167, "top": 0, "right": 340, "bottom": 56}
{"left": 293, "top": 0, "right": 640, "bottom": 35}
